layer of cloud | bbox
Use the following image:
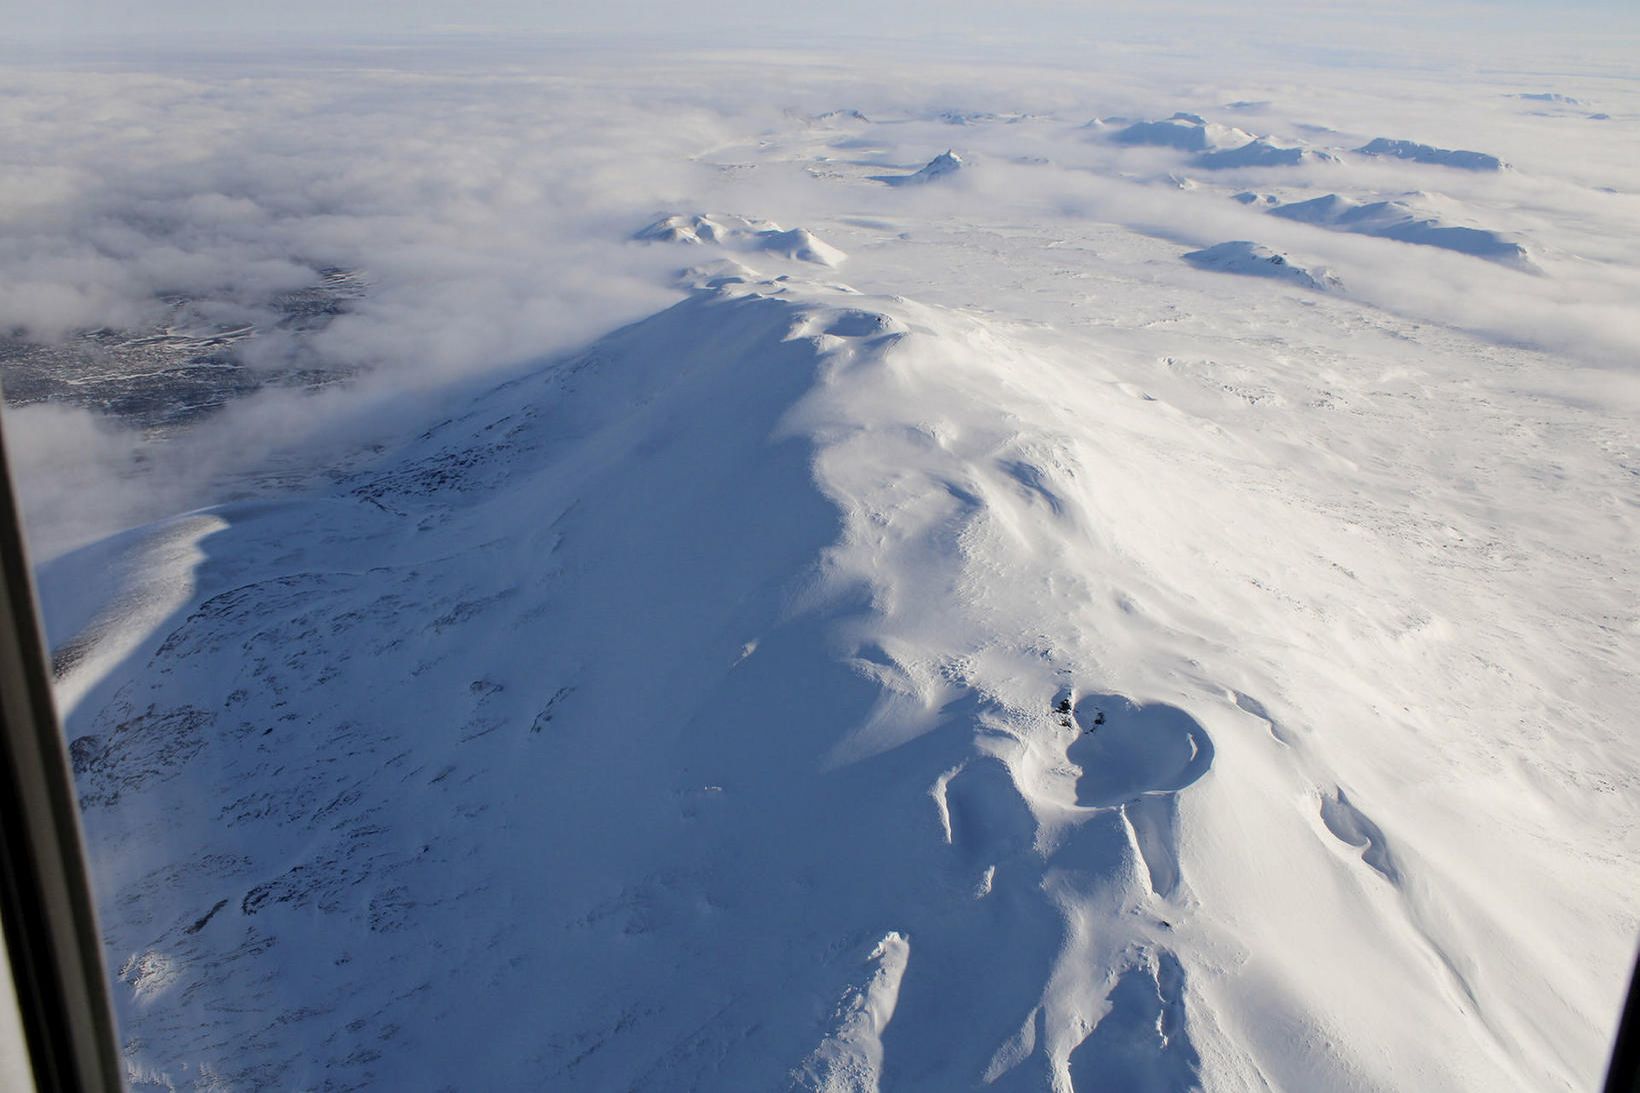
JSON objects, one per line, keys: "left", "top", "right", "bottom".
{"left": 1, "top": 32, "right": 1636, "bottom": 560}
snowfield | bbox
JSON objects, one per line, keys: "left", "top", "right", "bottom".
{"left": 5, "top": 29, "right": 1639, "bottom": 1093}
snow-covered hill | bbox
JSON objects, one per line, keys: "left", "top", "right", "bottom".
{"left": 1356, "top": 138, "right": 1505, "bottom": 171}
{"left": 637, "top": 214, "right": 847, "bottom": 266}
{"left": 1269, "top": 193, "right": 1534, "bottom": 266}
{"left": 1194, "top": 138, "right": 1338, "bottom": 169}
{"left": 1110, "top": 113, "right": 1254, "bottom": 152}
{"left": 43, "top": 230, "right": 1637, "bottom": 1088}
{"left": 873, "top": 150, "right": 964, "bottom": 186}
{"left": 58, "top": 271, "right": 1217, "bottom": 1091}
{"left": 1181, "top": 240, "right": 1339, "bottom": 290}
{"left": 9, "top": 37, "right": 1639, "bottom": 1093}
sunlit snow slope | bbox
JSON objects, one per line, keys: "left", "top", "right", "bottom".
{"left": 22, "top": 53, "right": 1639, "bottom": 1093}
{"left": 44, "top": 243, "right": 1637, "bottom": 1090}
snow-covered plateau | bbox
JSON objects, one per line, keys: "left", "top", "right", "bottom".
{"left": 3, "top": 29, "right": 1638, "bottom": 1093}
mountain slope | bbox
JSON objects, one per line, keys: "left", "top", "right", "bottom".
{"left": 1181, "top": 240, "right": 1339, "bottom": 290}
{"left": 1269, "top": 193, "right": 1532, "bottom": 266}
{"left": 44, "top": 257, "right": 1635, "bottom": 1092}
{"left": 1356, "top": 138, "right": 1505, "bottom": 171}
{"left": 872, "top": 151, "right": 964, "bottom": 186}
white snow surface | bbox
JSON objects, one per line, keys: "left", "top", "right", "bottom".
{"left": 9, "top": 38, "right": 1639, "bottom": 1093}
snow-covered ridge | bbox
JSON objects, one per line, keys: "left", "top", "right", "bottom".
{"left": 636, "top": 213, "right": 846, "bottom": 266}
{"left": 936, "top": 110, "right": 1039, "bottom": 126}
{"left": 1196, "top": 137, "right": 1338, "bottom": 169}
{"left": 872, "top": 149, "right": 964, "bottom": 186}
{"left": 810, "top": 108, "right": 870, "bottom": 125}
{"left": 1109, "top": 112, "right": 1254, "bottom": 152}
{"left": 1182, "top": 240, "right": 1340, "bottom": 291}
{"left": 1107, "top": 113, "right": 1338, "bottom": 169}
{"left": 18, "top": 56, "right": 1636, "bottom": 1093}
{"left": 1357, "top": 137, "right": 1505, "bottom": 171}
{"left": 48, "top": 237, "right": 1629, "bottom": 1090}
{"left": 1269, "top": 193, "right": 1534, "bottom": 266}
{"left": 51, "top": 267, "right": 1230, "bottom": 1089}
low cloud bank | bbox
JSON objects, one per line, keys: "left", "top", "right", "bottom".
{"left": 2, "top": 37, "right": 1636, "bottom": 558}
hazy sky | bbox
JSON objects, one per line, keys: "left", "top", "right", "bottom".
{"left": 9, "top": 0, "right": 1640, "bottom": 48}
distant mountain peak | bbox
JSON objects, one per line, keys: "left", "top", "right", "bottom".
{"left": 873, "top": 150, "right": 964, "bottom": 187}
{"left": 1182, "top": 240, "right": 1340, "bottom": 291}
{"left": 1357, "top": 138, "right": 1505, "bottom": 171}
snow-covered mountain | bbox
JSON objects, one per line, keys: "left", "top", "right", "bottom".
{"left": 9, "top": 38, "right": 1638, "bottom": 1093}
{"left": 57, "top": 270, "right": 1223, "bottom": 1091}
{"left": 1268, "top": 193, "right": 1534, "bottom": 266}
{"left": 1194, "top": 138, "right": 1338, "bottom": 169}
{"left": 1181, "top": 240, "right": 1339, "bottom": 290}
{"left": 1105, "top": 114, "right": 1337, "bottom": 170}
{"left": 1109, "top": 113, "right": 1254, "bottom": 152}
{"left": 873, "top": 150, "right": 964, "bottom": 186}
{"left": 637, "top": 214, "right": 847, "bottom": 266}
{"left": 1356, "top": 138, "right": 1505, "bottom": 171}
{"left": 44, "top": 227, "right": 1636, "bottom": 1089}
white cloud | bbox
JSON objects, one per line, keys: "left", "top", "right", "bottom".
{"left": 2, "top": 28, "right": 1637, "bottom": 558}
